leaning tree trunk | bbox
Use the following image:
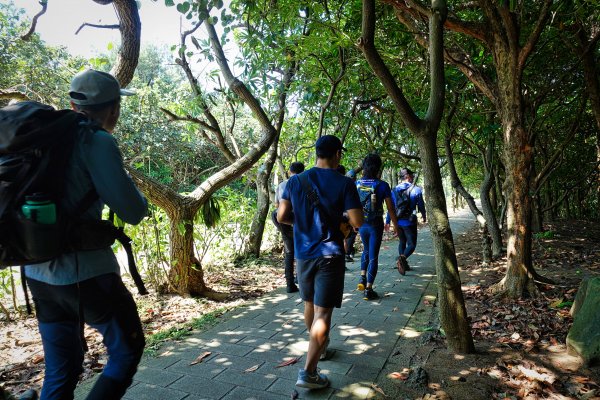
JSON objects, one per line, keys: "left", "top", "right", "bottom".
{"left": 110, "top": 0, "right": 141, "bottom": 86}
{"left": 242, "top": 59, "right": 296, "bottom": 257}
{"left": 444, "top": 136, "right": 492, "bottom": 264}
{"left": 418, "top": 133, "right": 474, "bottom": 351}
{"left": 479, "top": 142, "right": 502, "bottom": 258}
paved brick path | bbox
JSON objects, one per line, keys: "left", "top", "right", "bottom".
{"left": 76, "top": 207, "right": 475, "bottom": 400}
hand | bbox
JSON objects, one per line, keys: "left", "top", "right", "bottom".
{"left": 384, "top": 223, "right": 390, "bottom": 232}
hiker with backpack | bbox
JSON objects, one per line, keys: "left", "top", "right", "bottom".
{"left": 387, "top": 167, "right": 426, "bottom": 274}
{"left": 271, "top": 161, "right": 305, "bottom": 293}
{"left": 277, "top": 135, "right": 363, "bottom": 390}
{"left": 355, "top": 154, "right": 400, "bottom": 300}
{"left": 12, "top": 69, "right": 147, "bottom": 400}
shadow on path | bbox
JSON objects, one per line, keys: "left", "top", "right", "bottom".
{"left": 75, "top": 207, "right": 477, "bottom": 400}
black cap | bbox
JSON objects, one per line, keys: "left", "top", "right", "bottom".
{"left": 315, "top": 135, "right": 346, "bottom": 158}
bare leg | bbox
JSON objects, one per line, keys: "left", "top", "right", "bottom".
{"left": 303, "top": 301, "right": 314, "bottom": 331}
{"left": 304, "top": 304, "right": 333, "bottom": 373}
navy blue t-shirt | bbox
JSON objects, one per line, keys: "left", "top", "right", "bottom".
{"left": 282, "top": 167, "right": 361, "bottom": 260}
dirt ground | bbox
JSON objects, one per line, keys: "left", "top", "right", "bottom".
{"left": 376, "top": 220, "right": 600, "bottom": 400}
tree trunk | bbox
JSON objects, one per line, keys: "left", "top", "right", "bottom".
{"left": 359, "top": 0, "right": 474, "bottom": 353}
{"left": 494, "top": 165, "right": 504, "bottom": 217}
{"left": 479, "top": 140, "right": 502, "bottom": 258}
{"left": 163, "top": 200, "right": 227, "bottom": 300}
{"left": 493, "top": 121, "right": 537, "bottom": 297}
{"left": 244, "top": 140, "right": 278, "bottom": 257}
{"left": 543, "top": 181, "right": 553, "bottom": 222}
{"left": 417, "top": 133, "right": 474, "bottom": 352}
{"left": 444, "top": 135, "right": 492, "bottom": 264}
{"left": 166, "top": 203, "right": 205, "bottom": 296}
{"left": 531, "top": 195, "right": 543, "bottom": 233}
{"left": 110, "top": 0, "right": 141, "bottom": 86}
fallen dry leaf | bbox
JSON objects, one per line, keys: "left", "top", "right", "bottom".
{"left": 371, "top": 383, "right": 387, "bottom": 397}
{"left": 389, "top": 368, "right": 411, "bottom": 381}
{"left": 189, "top": 351, "right": 212, "bottom": 365}
{"left": 389, "top": 371, "right": 410, "bottom": 380}
{"left": 31, "top": 354, "right": 44, "bottom": 364}
{"left": 244, "top": 364, "right": 260, "bottom": 373}
{"left": 276, "top": 357, "right": 301, "bottom": 368}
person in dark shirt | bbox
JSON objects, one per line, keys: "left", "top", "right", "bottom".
{"left": 278, "top": 135, "right": 363, "bottom": 389}
{"left": 271, "top": 161, "right": 305, "bottom": 293}
{"left": 25, "top": 69, "right": 147, "bottom": 400}
{"left": 387, "top": 167, "right": 426, "bottom": 273}
{"left": 355, "top": 154, "right": 400, "bottom": 300}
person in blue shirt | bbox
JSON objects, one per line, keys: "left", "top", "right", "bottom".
{"left": 355, "top": 154, "right": 400, "bottom": 300}
{"left": 271, "top": 161, "right": 305, "bottom": 293}
{"left": 24, "top": 70, "right": 147, "bottom": 400}
{"left": 386, "top": 167, "right": 426, "bottom": 274}
{"left": 278, "top": 135, "right": 363, "bottom": 390}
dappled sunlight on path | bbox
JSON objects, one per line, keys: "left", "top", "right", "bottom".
{"left": 73, "top": 207, "right": 477, "bottom": 400}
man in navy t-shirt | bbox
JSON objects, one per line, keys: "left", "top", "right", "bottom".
{"left": 278, "top": 135, "right": 362, "bottom": 390}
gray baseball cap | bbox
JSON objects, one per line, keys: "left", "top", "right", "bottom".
{"left": 69, "top": 69, "right": 135, "bottom": 105}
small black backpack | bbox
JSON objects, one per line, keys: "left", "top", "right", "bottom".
{"left": 357, "top": 180, "right": 382, "bottom": 222}
{"left": 394, "top": 185, "right": 414, "bottom": 220}
{"left": 0, "top": 101, "right": 84, "bottom": 266}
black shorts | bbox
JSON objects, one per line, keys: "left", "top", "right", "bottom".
{"left": 297, "top": 256, "right": 345, "bottom": 308}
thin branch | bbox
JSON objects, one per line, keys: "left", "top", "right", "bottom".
{"left": 533, "top": 95, "right": 587, "bottom": 192}
{"left": 160, "top": 107, "right": 218, "bottom": 133}
{"left": 518, "top": 0, "right": 553, "bottom": 75}
{"left": 542, "top": 166, "right": 599, "bottom": 213}
{"left": 20, "top": 0, "right": 48, "bottom": 41}
{"left": 75, "top": 23, "right": 120, "bottom": 35}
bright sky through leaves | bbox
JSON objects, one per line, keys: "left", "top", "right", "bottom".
{"left": 19, "top": 0, "right": 182, "bottom": 57}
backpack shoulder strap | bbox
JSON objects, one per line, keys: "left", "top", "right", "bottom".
{"left": 298, "top": 171, "right": 320, "bottom": 209}
{"left": 298, "top": 170, "right": 339, "bottom": 231}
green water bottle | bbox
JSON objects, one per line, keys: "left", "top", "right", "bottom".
{"left": 21, "top": 193, "right": 56, "bottom": 224}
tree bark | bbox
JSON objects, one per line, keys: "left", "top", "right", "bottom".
{"left": 359, "top": 0, "right": 474, "bottom": 353}
{"left": 479, "top": 141, "right": 502, "bottom": 257}
{"left": 244, "top": 138, "right": 279, "bottom": 257}
{"left": 444, "top": 136, "right": 492, "bottom": 264}
{"left": 243, "top": 59, "right": 297, "bottom": 257}
{"left": 109, "top": 0, "right": 141, "bottom": 86}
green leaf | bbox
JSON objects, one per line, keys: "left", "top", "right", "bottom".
{"left": 176, "top": 2, "right": 190, "bottom": 14}
{"left": 107, "top": 42, "right": 114, "bottom": 51}
{"left": 165, "top": 0, "right": 175, "bottom": 6}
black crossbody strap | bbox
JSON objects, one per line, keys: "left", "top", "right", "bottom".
{"left": 297, "top": 171, "right": 342, "bottom": 239}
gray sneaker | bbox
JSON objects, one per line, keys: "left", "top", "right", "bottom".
{"left": 296, "top": 368, "right": 330, "bottom": 389}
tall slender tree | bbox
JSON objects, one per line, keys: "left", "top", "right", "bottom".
{"left": 359, "top": 0, "right": 474, "bottom": 353}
